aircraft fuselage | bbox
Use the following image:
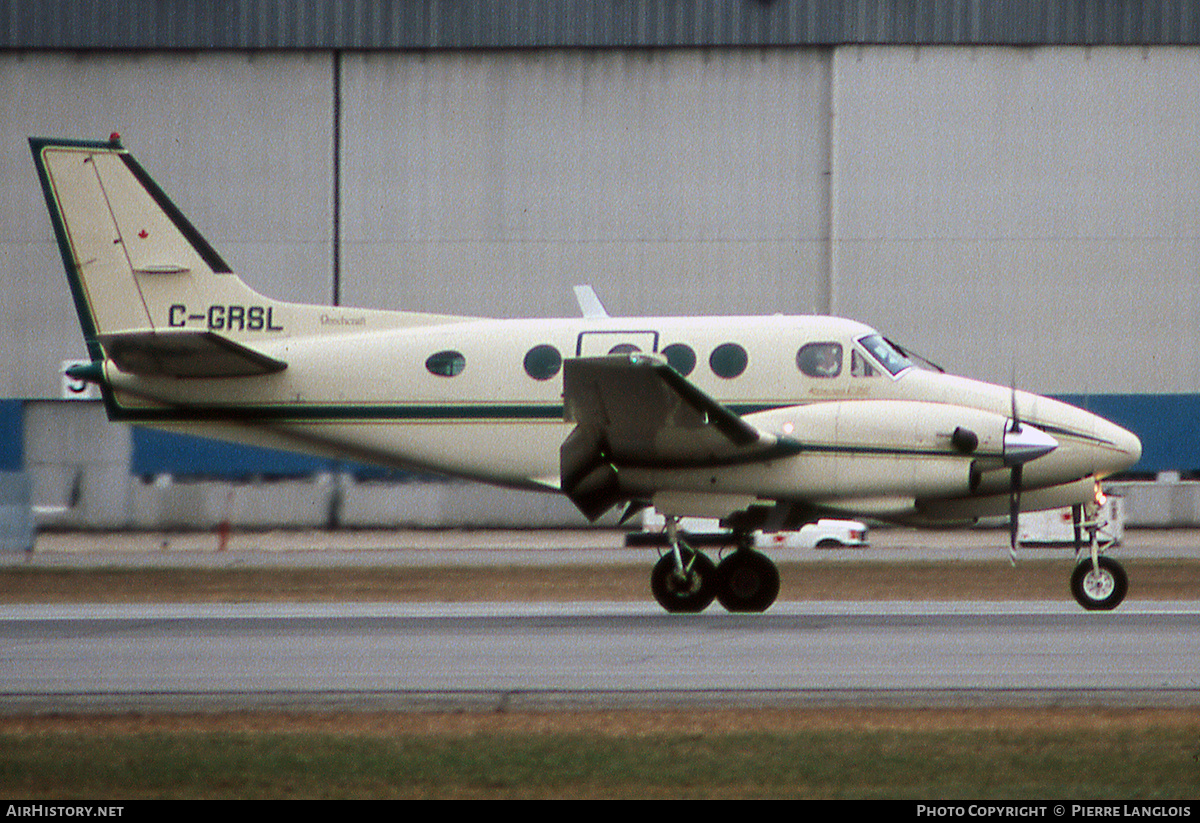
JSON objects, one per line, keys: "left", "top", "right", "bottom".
{"left": 98, "top": 312, "right": 1141, "bottom": 525}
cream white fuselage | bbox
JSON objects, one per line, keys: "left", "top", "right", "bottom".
{"left": 104, "top": 311, "right": 1142, "bottom": 524}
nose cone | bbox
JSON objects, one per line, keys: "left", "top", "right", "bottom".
{"left": 1102, "top": 420, "right": 1142, "bottom": 476}
{"left": 1079, "top": 411, "right": 1142, "bottom": 479}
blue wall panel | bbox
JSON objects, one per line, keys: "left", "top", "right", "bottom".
{"left": 0, "top": 400, "right": 22, "bottom": 471}
{"left": 132, "top": 428, "right": 333, "bottom": 478}
{"left": 130, "top": 428, "right": 412, "bottom": 480}
{"left": 1054, "top": 394, "right": 1188, "bottom": 476}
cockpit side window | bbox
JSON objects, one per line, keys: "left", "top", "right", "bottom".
{"left": 857, "top": 334, "right": 913, "bottom": 376}
{"left": 796, "top": 342, "right": 842, "bottom": 378}
{"left": 850, "top": 349, "right": 878, "bottom": 377}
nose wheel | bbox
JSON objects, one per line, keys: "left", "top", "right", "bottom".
{"left": 1070, "top": 555, "right": 1128, "bottom": 611}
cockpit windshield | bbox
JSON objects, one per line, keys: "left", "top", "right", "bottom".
{"left": 857, "top": 334, "right": 913, "bottom": 376}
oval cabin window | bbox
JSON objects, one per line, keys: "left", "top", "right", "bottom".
{"left": 425, "top": 350, "right": 466, "bottom": 377}
{"left": 709, "top": 343, "right": 748, "bottom": 379}
{"left": 662, "top": 343, "right": 697, "bottom": 377}
{"left": 523, "top": 344, "right": 563, "bottom": 381}
{"left": 796, "top": 342, "right": 842, "bottom": 378}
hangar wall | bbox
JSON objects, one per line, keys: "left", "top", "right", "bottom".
{"left": 3, "top": 44, "right": 1198, "bottom": 527}
{"left": 8, "top": 47, "right": 1198, "bottom": 397}
{"left": 2, "top": 51, "right": 336, "bottom": 399}
{"left": 340, "top": 49, "right": 832, "bottom": 320}
{"left": 833, "top": 46, "right": 1200, "bottom": 395}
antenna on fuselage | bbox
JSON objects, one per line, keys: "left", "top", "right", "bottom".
{"left": 573, "top": 285, "right": 609, "bottom": 319}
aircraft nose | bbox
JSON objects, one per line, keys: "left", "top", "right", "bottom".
{"left": 1096, "top": 418, "right": 1142, "bottom": 477}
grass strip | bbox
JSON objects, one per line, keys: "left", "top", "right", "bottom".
{"left": 2, "top": 721, "right": 1198, "bottom": 799}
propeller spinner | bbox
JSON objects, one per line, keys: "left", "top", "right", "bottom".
{"left": 1003, "top": 393, "right": 1059, "bottom": 561}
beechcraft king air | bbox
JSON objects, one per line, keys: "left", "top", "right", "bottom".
{"left": 31, "top": 135, "right": 1143, "bottom": 612}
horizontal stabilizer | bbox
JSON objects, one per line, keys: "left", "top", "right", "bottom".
{"left": 97, "top": 330, "right": 287, "bottom": 379}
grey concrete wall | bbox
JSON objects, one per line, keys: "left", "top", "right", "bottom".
{"left": 24, "top": 400, "right": 131, "bottom": 529}
{"left": 2, "top": 51, "right": 335, "bottom": 398}
{"left": 125, "top": 474, "right": 609, "bottom": 530}
{"left": 831, "top": 46, "right": 1200, "bottom": 395}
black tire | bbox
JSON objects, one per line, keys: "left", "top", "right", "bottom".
{"left": 650, "top": 548, "right": 717, "bottom": 613}
{"left": 715, "top": 550, "right": 781, "bottom": 613}
{"left": 1070, "top": 556, "right": 1128, "bottom": 611}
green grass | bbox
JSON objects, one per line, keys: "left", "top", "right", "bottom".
{"left": 3, "top": 727, "right": 1198, "bottom": 799}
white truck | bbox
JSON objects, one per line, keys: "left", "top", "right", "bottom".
{"left": 1017, "top": 494, "right": 1125, "bottom": 547}
{"left": 626, "top": 510, "right": 869, "bottom": 549}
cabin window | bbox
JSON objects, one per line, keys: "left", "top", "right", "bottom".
{"left": 662, "top": 343, "right": 696, "bottom": 377}
{"left": 425, "top": 350, "right": 466, "bottom": 377}
{"left": 709, "top": 343, "right": 748, "bottom": 379}
{"left": 523, "top": 344, "right": 562, "bottom": 380}
{"left": 857, "top": 334, "right": 912, "bottom": 376}
{"left": 608, "top": 343, "right": 641, "bottom": 355}
{"left": 797, "top": 342, "right": 842, "bottom": 378}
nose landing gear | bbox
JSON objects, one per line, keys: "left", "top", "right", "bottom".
{"left": 1069, "top": 500, "right": 1128, "bottom": 611}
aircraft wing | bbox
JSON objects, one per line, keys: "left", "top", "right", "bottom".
{"left": 96, "top": 330, "right": 287, "bottom": 378}
{"left": 560, "top": 354, "right": 792, "bottom": 520}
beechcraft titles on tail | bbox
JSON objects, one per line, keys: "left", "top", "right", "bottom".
{"left": 31, "top": 135, "right": 1143, "bottom": 612}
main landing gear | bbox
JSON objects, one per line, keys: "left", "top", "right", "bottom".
{"left": 650, "top": 518, "right": 781, "bottom": 613}
{"left": 1068, "top": 501, "right": 1128, "bottom": 611}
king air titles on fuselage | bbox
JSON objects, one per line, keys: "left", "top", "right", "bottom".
{"left": 31, "top": 135, "right": 1142, "bottom": 612}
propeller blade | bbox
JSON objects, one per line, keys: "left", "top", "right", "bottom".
{"left": 617, "top": 500, "right": 648, "bottom": 526}
{"left": 1008, "top": 463, "right": 1022, "bottom": 565}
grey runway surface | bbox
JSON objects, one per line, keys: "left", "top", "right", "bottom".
{"left": 4, "top": 528, "right": 1199, "bottom": 713}
{"left": 3, "top": 601, "right": 1199, "bottom": 713}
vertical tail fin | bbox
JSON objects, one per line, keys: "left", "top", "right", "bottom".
{"left": 29, "top": 135, "right": 263, "bottom": 350}
{"left": 32, "top": 134, "right": 477, "bottom": 379}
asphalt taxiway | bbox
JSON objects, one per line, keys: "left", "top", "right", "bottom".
{"left": 3, "top": 599, "right": 1199, "bottom": 713}
{"left": 2, "top": 528, "right": 1198, "bottom": 712}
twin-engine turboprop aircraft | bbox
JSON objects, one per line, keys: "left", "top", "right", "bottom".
{"left": 31, "top": 135, "right": 1143, "bottom": 612}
